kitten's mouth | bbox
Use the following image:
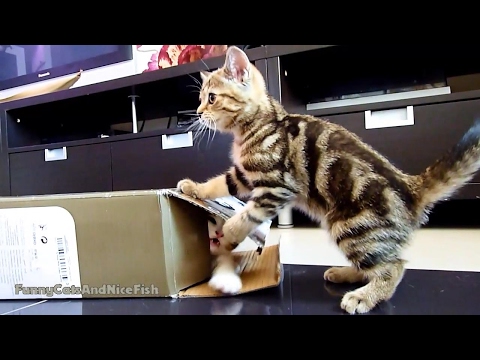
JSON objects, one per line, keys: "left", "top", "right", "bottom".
{"left": 210, "top": 238, "right": 220, "bottom": 247}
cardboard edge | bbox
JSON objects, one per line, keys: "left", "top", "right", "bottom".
{"left": 0, "top": 190, "right": 165, "bottom": 203}
{"left": 157, "top": 194, "right": 181, "bottom": 297}
{"left": 159, "top": 189, "right": 217, "bottom": 299}
{"left": 160, "top": 189, "right": 229, "bottom": 220}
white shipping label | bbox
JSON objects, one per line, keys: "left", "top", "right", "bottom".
{"left": 0, "top": 206, "right": 82, "bottom": 300}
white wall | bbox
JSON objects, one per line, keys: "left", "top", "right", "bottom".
{"left": 0, "top": 45, "right": 138, "bottom": 100}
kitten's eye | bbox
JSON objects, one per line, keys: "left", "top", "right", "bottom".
{"left": 207, "top": 216, "right": 216, "bottom": 225}
{"left": 208, "top": 93, "right": 216, "bottom": 104}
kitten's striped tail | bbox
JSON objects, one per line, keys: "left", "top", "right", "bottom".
{"left": 418, "top": 120, "right": 480, "bottom": 207}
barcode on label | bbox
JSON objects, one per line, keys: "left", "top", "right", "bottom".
{"left": 56, "top": 237, "right": 69, "bottom": 283}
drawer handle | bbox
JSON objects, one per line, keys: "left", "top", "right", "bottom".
{"left": 161, "top": 132, "right": 193, "bottom": 150}
{"left": 364, "top": 106, "right": 414, "bottom": 130}
{"left": 45, "top": 147, "right": 67, "bottom": 162}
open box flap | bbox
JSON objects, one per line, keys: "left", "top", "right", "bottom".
{"left": 159, "top": 189, "right": 270, "bottom": 252}
{"left": 178, "top": 244, "right": 282, "bottom": 298}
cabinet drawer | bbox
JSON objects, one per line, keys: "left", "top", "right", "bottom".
{"left": 10, "top": 143, "right": 112, "bottom": 196}
{"left": 325, "top": 98, "right": 480, "bottom": 196}
{"left": 111, "top": 132, "right": 233, "bottom": 191}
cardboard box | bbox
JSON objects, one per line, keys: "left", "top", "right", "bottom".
{"left": 0, "top": 189, "right": 281, "bottom": 300}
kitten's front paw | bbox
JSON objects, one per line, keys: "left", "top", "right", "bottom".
{"left": 209, "top": 272, "right": 243, "bottom": 295}
{"left": 177, "top": 179, "right": 200, "bottom": 198}
{"left": 341, "top": 290, "right": 375, "bottom": 315}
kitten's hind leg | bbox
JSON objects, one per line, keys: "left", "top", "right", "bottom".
{"left": 340, "top": 260, "right": 406, "bottom": 315}
{"left": 330, "top": 221, "right": 409, "bottom": 314}
{"left": 324, "top": 266, "right": 364, "bottom": 284}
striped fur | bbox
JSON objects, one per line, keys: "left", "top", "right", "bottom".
{"left": 177, "top": 46, "right": 480, "bottom": 314}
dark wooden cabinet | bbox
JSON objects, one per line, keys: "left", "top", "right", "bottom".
{"left": 454, "top": 184, "right": 480, "bottom": 200}
{"left": 325, "top": 98, "right": 480, "bottom": 187}
{"left": 8, "top": 130, "right": 234, "bottom": 196}
{"left": 111, "top": 132, "right": 233, "bottom": 191}
{"left": 414, "top": 100, "right": 480, "bottom": 183}
{"left": 2, "top": 44, "right": 480, "bottom": 231}
{"left": 10, "top": 143, "right": 112, "bottom": 196}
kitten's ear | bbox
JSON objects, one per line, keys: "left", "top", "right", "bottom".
{"left": 224, "top": 46, "right": 251, "bottom": 84}
{"left": 200, "top": 71, "right": 211, "bottom": 82}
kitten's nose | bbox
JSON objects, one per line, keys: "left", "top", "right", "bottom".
{"left": 197, "top": 104, "right": 205, "bottom": 115}
{"left": 215, "top": 231, "right": 224, "bottom": 238}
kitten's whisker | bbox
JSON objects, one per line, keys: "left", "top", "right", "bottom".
{"left": 195, "top": 129, "right": 205, "bottom": 148}
{"left": 187, "top": 118, "right": 203, "bottom": 134}
{"left": 187, "top": 122, "right": 200, "bottom": 133}
{"left": 193, "top": 131, "right": 202, "bottom": 146}
{"left": 207, "top": 119, "right": 215, "bottom": 146}
{"left": 198, "top": 120, "right": 209, "bottom": 146}
{"left": 187, "top": 84, "right": 201, "bottom": 90}
{"left": 206, "top": 121, "right": 213, "bottom": 147}
{"left": 207, "top": 117, "right": 218, "bottom": 147}
{"left": 193, "top": 133, "right": 200, "bottom": 145}
{"left": 200, "top": 58, "right": 210, "bottom": 71}
{"left": 211, "top": 121, "right": 217, "bottom": 144}
{"left": 187, "top": 120, "right": 199, "bottom": 130}
{"left": 188, "top": 74, "right": 202, "bottom": 87}
{"left": 186, "top": 116, "right": 200, "bottom": 126}
{"left": 192, "top": 122, "right": 203, "bottom": 139}
{"left": 193, "top": 119, "right": 207, "bottom": 145}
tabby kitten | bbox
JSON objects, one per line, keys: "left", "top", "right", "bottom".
{"left": 178, "top": 46, "right": 480, "bottom": 314}
{"left": 207, "top": 214, "right": 242, "bottom": 294}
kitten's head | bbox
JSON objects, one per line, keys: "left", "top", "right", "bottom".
{"left": 196, "top": 46, "right": 268, "bottom": 133}
{"left": 207, "top": 214, "right": 226, "bottom": 255}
